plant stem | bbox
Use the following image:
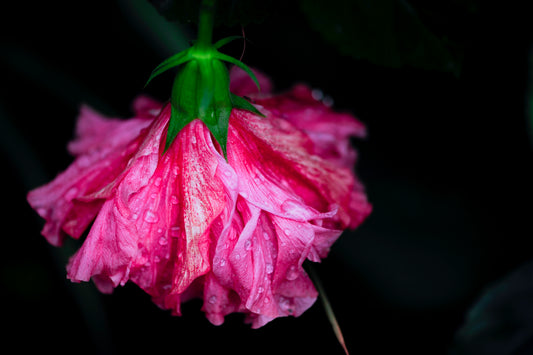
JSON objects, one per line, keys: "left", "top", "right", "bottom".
{"left": 196, "top": 0, "right": 216, "bottom": 51}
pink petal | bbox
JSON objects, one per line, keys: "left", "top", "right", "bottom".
{"left": 27, "top": 106, "right": 152, "bottom": 246}
{"left": 229, "top": 109, "right": 368, "bottom": 230}
{"left": 206, "top": 192, "right": 339, "bottom": 327}
{"left": 256, "top": 84, "right": 367, "bottom": 169}
{"left": 229, "top": 66, "right": 273, "bottom": 97}
{"left": 67, "top": 107, "right": 239, "bottom": 316}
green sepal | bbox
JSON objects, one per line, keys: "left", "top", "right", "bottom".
{"left": 145, "top": 49, "right": 193, "bottom": 88}
{"left": 164, "top": 58, "right": 233, "bottom": 158}
{"left": 164, "top": 60, "right": 198, "bottom": 151}
{"left": 230, "top": 93, "right": 264, "bottom": 117}
{"left": 214, "top": 36, "right": 243, "bottom": 49}
{"left": 213, "top": 52, "right": 260, "bottom": 91}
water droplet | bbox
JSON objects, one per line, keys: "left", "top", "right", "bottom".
{"left": 150, "top": 193, "right": 157, "bottom": 199}
{"left": 279, "top": 296, "right": 292, "bottom": 313}
{"left": 144, "top": 210, "right": 159, "bottom": 223}
{"left": 169, "top": 226, "right": 180, "bottom": 237}
{"left": 170, "top": 195, "right": 178, "bottom": 204}
{"left": 286, "top": 265, "right": 299, "bottom": 280}
{"left": 77, "top": 156, "right": 90, "bottom": 167}
{"left": 191, "top": 136, "right": 197, "bottom": 144}
{"left": 219, "top": 258, "right": 226, "bottom": 267}
{"left": 158, "top": 237, "right": 168, "bottom": 246}
{"left": 244, "top": 239, "right": 252, "bottom": 251}
{"left": 262, "top": 232, "right": 270, "bottom": 240}
{"left": 263, "top": 297, "right": 271, "bottom": 304}
{"left": 154, "top": 177, "right": 162, "bottom": 187}
{"left": 258, "top": 286, "right": 264, "bottom": 294}
{"left": 154, "top": 256, "right": 161, "bottom": 263}
{"left": 208, "top": 295, "right": 217, "bottom": 304}
{"left": 280, "top": 199, "right": 302, "bottom": 218}
{"left": 284, "top": 229, "right": 291, "bottom": 235}
{"left": 266, "top": 263, "right": 274, "bottom": 274}
{"left": 235, "top": 254, "right": 241, "bottom": 261}
{"left": 132, "top": 213, "right": 139, "bottom": 221}
{"left": 157, "top": 228, "right": 163, "bottom": 234}
{"left": 323, "top": 96, "right": 334, "bottom": 107}
{"left": 311, "top": 89, "right": 324, "bottom": 101}
{"left": 172, "top": 167, "right": 180, "bottom": 176}
{"left": 65, "top": 187, "right": 79, "bottom": 200}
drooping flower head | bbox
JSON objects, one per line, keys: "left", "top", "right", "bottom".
{"left": 28, "top": 68, "right": 370, "bottom": 327}
{"left": 26, "top": 0, "right": 371, "bottom": 328}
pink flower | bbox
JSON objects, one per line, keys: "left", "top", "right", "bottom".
{"left": 27, "top": 69, "right": 371, "bottom": 328}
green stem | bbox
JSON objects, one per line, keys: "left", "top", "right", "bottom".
{"left": 196, "top": 0, "right": 216, "bottom": 51}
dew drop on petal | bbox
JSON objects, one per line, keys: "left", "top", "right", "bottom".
{"left": 266, "top": 263, "right": 274, "bottom": 274}
{"left": 132, "top": 213, "right": 139, "bottom": 221}
{"left": 154, "top": 177, "right": 162, "bottom": 187}
{"left": 65, "top": 187, "right": 79, "bottom": 200}
{"left": 280, "top": 199, "right": 303, "bottom": 218}
{"left": 191, "top": 136, "right": 197, "bottom": 144}
{"left": 286, "top": 265, "right": 299, "bottom": 280}
{"left": 244, "top": 239, "right": 252, "bottom": 251}
{"left": 262, "top": 232, "right": 270, "bottom": 240}
{"left": 311, "top": 89, "right": 324, "bottom": 101}
{"left": 170, "top": 195, "right": 178, "bottom": 204}
{"left": 154, "top": 256, "right": 161, "bottom": 263}
{"left": 169, "top": 226, "right": 180, "bottom": 237}
{"left": 158, "top": 236, "right": 168, "bottom": 246}
{"left": 208, "top": 295, "right": 217, "bottom": 304}
{"left": 144, "top": 210, "right": 159, "bottom": 223}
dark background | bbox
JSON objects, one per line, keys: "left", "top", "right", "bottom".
{"left": 1, "top": 1, "right": 532, "bottom": 354}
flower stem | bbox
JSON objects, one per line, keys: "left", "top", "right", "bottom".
{"left": 308, "top": 264, "right": 350, "bottom": 355}
{"left": 196, "top": 0, "right": 216, "bottom": 51}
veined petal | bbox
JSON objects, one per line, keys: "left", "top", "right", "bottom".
{"left": 229, "top": 109, "right": 364, "bottom": 229}
{"left": 208, "top": 195, "right": 338, "bottom": 328}
{"left": 255, "top": 84, "right": 366, "bottom": 168}
{"left": 27, "top": 105, "right": 152, "bottom": 246}
{"left": 67, "top": 105, "right": 171, "bottom": 289}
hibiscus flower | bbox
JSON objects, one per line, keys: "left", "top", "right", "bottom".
{"left": 27, "top": 68, "right": 371, "bottom": 328}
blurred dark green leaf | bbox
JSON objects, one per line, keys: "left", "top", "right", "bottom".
{"left": 450, "top": 260, "right": 533, "bottom": 355}
{"left": 299, "top": 0, "right": 468, "bottom": 74}
{"left": 148, "top": 0, "right": 272, "bottom": 27}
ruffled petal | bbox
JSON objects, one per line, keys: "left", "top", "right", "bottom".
{"left": 67, "top": 107, "right": 239, "bottom": 315}
{"left": 229, "top": 108, "right": 367, "bottom": 229}
{"left": 67, "top": 105, "right": 170, "bottom": 290}
{"left": 255, "top": 84, "right": 366, "bottom": 168}
{"left": 209, "top": 196, "right": 333, "bottom": 328}
{"left": 27, "top": 105, "right": 151, "bottom": 246}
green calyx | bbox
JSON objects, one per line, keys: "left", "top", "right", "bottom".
{"left": 146, "top": 37, "right": 264, "bottom": 157}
